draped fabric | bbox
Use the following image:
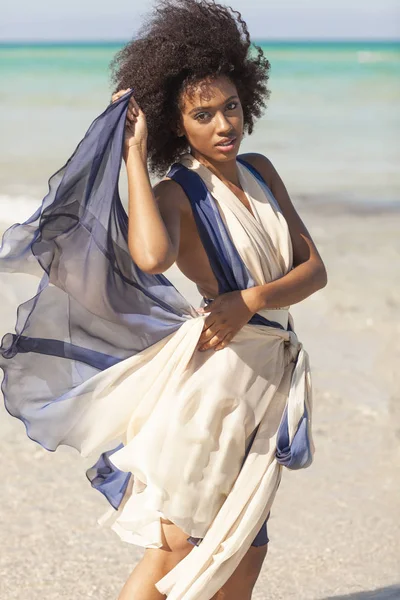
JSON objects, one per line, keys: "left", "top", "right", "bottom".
{"left": 0, "top": 91, "right": 195, "bottom": 453}
{"left": 0, "top": 90, "right": 314, "bottom": 600}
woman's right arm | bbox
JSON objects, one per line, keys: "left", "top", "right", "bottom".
{"left": 125, "top": 147, "right": 181, "bottom": 274}
{"left": 111, "top": 89, "right": 181, "bottom": 273}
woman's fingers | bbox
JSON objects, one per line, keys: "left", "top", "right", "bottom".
{"left": 197, "top": 309, "right": 236, "bottom": 351}
{"left": 110, "top": 90, "right": 140, "bottom": 128}
{"left": 130, "top": 96, "right": 142, "bottom": 115}
{"left": 127, "top": 109, "right": 137, "bottom": 122}
{"left": 109, "top": 90, "right": 144, "bottom": 138}
{"left": 197, "top": 324, "right": 218, "bottom": 346}
{"left": 198, "top": 330, "right": 232, "bottom": 352}
{"left": 197, "top": 322, "right": 233, "bottom": 351}
{"left": 196, "top": 316, "right": 217, "bottom": 346}
{"left": 111, "top": 88, "right": 132, "bottom": 104}
{"left": 213, "top": 332, "right": 234, "bottom": 351}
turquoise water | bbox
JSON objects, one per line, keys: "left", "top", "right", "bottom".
{"left": 0, "top": 40, "right": 399, "bottom": 218}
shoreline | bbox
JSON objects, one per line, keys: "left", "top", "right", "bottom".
{"left": 1, "top": 190, "right": 400, "bottom": 238}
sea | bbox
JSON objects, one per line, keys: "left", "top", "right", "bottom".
{"left": 0, "top": 40, "right": 399, "bottom": 225}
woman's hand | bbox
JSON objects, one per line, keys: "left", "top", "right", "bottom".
{"left": 110, "top": 88, "right": 148, "bottom": 160}
{"left": 196, "top": 288, "right": 261, "bottom": 352}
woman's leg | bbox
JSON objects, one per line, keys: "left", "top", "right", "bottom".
{"left": 211, "top": 544, "right": 269, "bottom": 600}
{"left": 118, "top": 519, "right": 268, "bottom": 600}
{"left": 117, "top": 518, "right": 194, "bottom": 600}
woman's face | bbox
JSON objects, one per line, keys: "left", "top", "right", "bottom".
{"left": 177, "top": 75, "right": 244, "bottom": 164}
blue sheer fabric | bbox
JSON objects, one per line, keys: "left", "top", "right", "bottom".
{"left": 0, "top": 91, "right": 311, "bottom": 543}
{"left": 0, "top": 91, "right": 194, "bottom": 454}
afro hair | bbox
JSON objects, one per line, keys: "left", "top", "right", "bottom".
{"left": 110, "top": 0, "right": 271, "bottom": 176}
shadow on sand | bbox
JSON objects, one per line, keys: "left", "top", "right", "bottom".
{"left": 321, "top": 585, "right": 400, "bottom": 600}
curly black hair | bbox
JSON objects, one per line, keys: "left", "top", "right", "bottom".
{"left": 110, "top": 0, "right": 271, "bottom": 176}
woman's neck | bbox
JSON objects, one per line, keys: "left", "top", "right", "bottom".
{"left": 190, "top": 151, "right": 242, "bottom": 189}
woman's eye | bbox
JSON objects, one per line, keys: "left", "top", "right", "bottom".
{"left": 194, "top": 102, "right": 237, "bottom": 121}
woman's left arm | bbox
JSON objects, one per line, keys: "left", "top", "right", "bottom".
{"left": 244, "top": 153, "right": 328, "bottom": 311}
{"left": 196, "top": 155, "right": 328, "bottom": 352}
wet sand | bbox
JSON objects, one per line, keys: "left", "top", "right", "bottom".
{"left": 1, "top": 202, "right": 399, "bottom": 599}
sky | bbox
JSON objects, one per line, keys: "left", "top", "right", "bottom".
{"left": 1, "top": 0, "right": 399, "bottom": 41}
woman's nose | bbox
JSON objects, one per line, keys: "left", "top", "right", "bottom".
{"left": 215, "top": 112, "right": 234, "bottom": 134}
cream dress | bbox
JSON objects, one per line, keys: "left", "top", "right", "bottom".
{"left": 64, "top": 153, "right": 314, "bottom": 599}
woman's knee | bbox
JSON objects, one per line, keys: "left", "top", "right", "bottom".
{"left": 144, "top": 517, "right": 194, "bottom": 573}
{"left": 245, "top": 543, "right": 268, "bottom": 585}
{"left": 159, "top": 517, "right": 194, "bottom": 555}
{"left": 213, "top": 543, "right": 268, "bottom": 599}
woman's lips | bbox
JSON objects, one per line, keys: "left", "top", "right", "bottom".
{"left": 215, "top": 137, "right": 237, "bottom": 152}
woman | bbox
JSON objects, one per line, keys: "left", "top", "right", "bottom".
{"left": 0, "top": 1, "right": 327, "bottom": 599}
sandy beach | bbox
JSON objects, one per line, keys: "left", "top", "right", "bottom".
{"left": 1, "top": 197, "right": 399, "bottom": 600}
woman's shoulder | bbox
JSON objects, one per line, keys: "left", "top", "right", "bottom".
{"left": 237, "top": 152, "right": 275, "bottom": 188}
{"left": 153, "top": 176, "right": 191, "bottom": 216}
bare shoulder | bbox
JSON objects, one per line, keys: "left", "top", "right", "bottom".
{"left": 240, "top": 153, "right": 326, "bottom": 271}
{"left": 238, "top": 152, "right": 275, "bottom": 187}
{"left": 239, "top": 151, "right": 294, "bottom": 213}
{"left": 238, "top": 152, "right": 294, "bottom": 218}
{"left": 148, "top": 177, "right": 191, "bottom": 259}
{"left": 153, "top": 176, "right": 190, "bottom": 211}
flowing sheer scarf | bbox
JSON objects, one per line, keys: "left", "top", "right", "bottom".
{"left": 0, "top": 91, "right": 195, "bottom": 454}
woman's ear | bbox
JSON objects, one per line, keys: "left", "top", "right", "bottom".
{"left": 175, "top": 118, "right": 185, "bottom": 138}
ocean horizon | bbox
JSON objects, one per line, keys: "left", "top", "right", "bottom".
{"left": 1, "top": 38, "right": 399, "bottom": 44}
